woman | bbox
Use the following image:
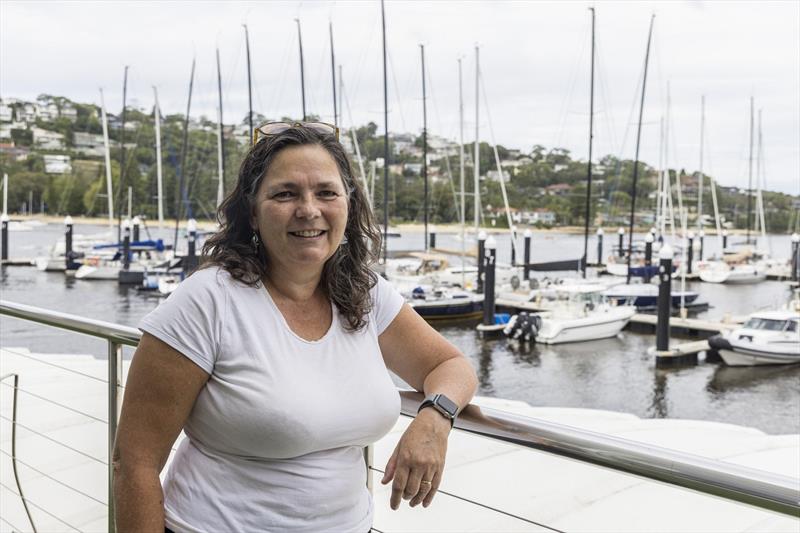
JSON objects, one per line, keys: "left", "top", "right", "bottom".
{"left": 113, "top": 122, "right": 478, "bottom": 532}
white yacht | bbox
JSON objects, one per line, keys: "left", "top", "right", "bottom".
{"left": 708, "top": 309, "right": 800, "bottom": 366}
{"left": 506, "top": 284, "right": 636, "bottom": 344}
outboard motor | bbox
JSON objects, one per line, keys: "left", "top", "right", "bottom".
{"left": 503, "top": 312, "right": 542, "bottom": 343}
{"left": 411, "top": 286, "right": 426, "bottom": 300}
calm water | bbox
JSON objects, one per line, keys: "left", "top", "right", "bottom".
{"left": 1, "top": 222, "right": 798, "bottom": 434}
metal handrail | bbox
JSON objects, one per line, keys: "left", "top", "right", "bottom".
{"left": 2, "top": 298, "right": 800, "bottom": 523}
{"left": 400, "top": 391, "right": 800, "bottom": 518}
{"left": 1, "top": 373, "right": 37, "bottom": 532}
{"left": 1, "top": 300, "right": 141, "bottom": 346}
{"left": 1, "top": 299, "right": 130, "bottom": 532}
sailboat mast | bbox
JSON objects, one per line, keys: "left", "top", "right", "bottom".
{"left": 243, "top": 24, "right": 253, "bottom": 146}
{"left": 153, "top": 86, "right": 164, "bottom": 228}
{"left": 216, "top": 48, "right": 226, "bottom": 208}
{"left": 474, "top": 45, "right": 480, "bottom": 235}
{"left": 330, "top": 22, "right": 338, "bottom": 127}
{"left": 116, "top": 66, "right": 129, "bottom": 241}
{"left": 172, "top": 58, "right": 196, "bottom": 251}
{"left": 757, "top": 109, "right": 768, "bottom": 250}
{"left": 582, "top": 7, "right": 596, "bottom": 278}
{"left": 626, "top": 15, "right": 655, "bottom": 284}
{"left": 746, "top": 96, "right": 754, "bottom": 244}
{"left": 421, "top": 44, "right": 428, "bottom": 251}
{"left": 458, "top": 58, "right": 466, "bottom": 286}
{"left": 99, "top": 88, "right": 114, "bottom": 229}
{"left": 381, "top": 0, "right": 389, "bottom": 264}
{"left": 697, "top": 95, "right": 705, "bottom": 233}
{"left": 296, "top": 18, "right": 307, "bottom": 121}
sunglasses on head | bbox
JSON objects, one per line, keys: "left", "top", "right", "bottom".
{"left": 253, "top": 121, "right": 340, "bottom": 144}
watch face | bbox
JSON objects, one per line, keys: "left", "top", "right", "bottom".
{"left": 436, "top": 395, "right": 458, "bottom": 417}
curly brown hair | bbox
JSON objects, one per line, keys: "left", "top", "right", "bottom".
{"left": 202, "top": 126, "right": 382, "bottom": 331}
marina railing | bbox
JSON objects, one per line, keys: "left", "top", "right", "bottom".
{"left": 1, "top": 298, "right": 799, "bottom": 532}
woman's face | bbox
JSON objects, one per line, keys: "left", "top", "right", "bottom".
{"left": 251, "top": 144, "right": 349, "bottom": 275}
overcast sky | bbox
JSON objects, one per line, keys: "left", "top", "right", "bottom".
{"left": 2, "top": 1, "right": 798, "bottom": 195}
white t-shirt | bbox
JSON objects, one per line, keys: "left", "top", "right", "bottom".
{"left": 138, "top": 266, "right": 404, "bottom": 532}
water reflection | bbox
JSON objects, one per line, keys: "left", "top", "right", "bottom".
{"left": 505, "top": 339, "right": 542, "bottom": 367}
{"left": 648, "top": 370, "right": 669, "bottom": 419}
{"left": 476, "top": 340, "right": 496, "bottom": 395}
{"left": 707, "top": 364, "right": 800, "bottom": 394}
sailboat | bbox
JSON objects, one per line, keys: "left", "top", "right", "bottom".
{"left": 698, "top": 97, "right": 767, "bottom": 284}
{"left": 394, "top": 41, "right": 483, "bottom": 320}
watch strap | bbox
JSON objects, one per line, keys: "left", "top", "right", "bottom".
{"left": 418, "top": 394, "right": 457, "bottom": 427}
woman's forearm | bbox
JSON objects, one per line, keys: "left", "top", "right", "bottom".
{"left": 421, "top": 355, "right": 478, "bottom": 412}
{"left": 113, "top": 465, "right": 166, "bottom": 533}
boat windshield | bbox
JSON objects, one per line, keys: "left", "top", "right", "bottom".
{"left": 743, "top": 318, "right": 791, "bottom": 331}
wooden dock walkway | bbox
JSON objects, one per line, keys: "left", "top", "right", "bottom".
{"left": 629, "top": 313, "right": 743, "bottom": 335}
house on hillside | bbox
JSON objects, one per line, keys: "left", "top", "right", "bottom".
{"left": 43, "top": 154, "right": 72, "bottom": 174}
{"left": 38, "top": 102, "right": 59, "bottom": 121}
{"left": 486, "top": 169, "right": 510, "bottom": 182}
{"left": 32, "top": 127, "right": 65, "bottom": 150}
{"left": 60, "top": 104, "right": 78, "bottom": 121}
{"left": 524, "top": 208, "right": 556, "bottom": 225}
{"left": 545, "top": 183, "right": 573, "bottom": 196}
{"left": 0, "top": 102, "right": 13, "bottom": 122}
{"left": 391, "top": 133, "right": 415, "bottom": 155}
{"left": 73, "top": 132, "right": 108, "bottom": 157}
{"left": 0, "top": 142, "right": 30, "bottom": 161}
{"left": 22, "top": 103, "right": 38, "bottom": 122}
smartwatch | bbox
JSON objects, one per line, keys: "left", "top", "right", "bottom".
{"left": 417, "top": 393, "right": 459, "bottom": 427}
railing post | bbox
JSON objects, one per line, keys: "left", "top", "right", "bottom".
{"left": 617, "top": 227, "right": 625, "bottom": 258}
{"left": 523, "top": 229, "right": 531, "bottom": 279}
{"left": 687, "top": 231, "right": 695, "bottom": 275}
{"left": 108, "top": 340, "right": 123, "bottom": 533}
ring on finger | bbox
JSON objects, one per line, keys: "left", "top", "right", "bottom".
{"left": 420, "top": 480, "right": 432, "bottom": 486}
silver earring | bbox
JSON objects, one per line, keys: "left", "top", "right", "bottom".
{"left": 252, "top": 232, "right": 261, "bottom": 254}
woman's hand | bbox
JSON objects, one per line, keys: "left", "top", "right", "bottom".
{"left": 381, "top": 408, "right": 451, "bottom": 510}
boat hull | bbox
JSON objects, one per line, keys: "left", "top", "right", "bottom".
{"left": 409, "top": 296, "right": 484, "bottom": 321}
{"left": 74, "top": 264, "right": 120, "bottom": 280}
{"left": 709, "top": 335, "right": 800, "bottom": 366}
{"left": 536, "top": 307, "right": 635, "bottom": 344}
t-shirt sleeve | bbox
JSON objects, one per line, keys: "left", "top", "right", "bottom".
{"left": 371, "top": 274, "right": 405, "bottom": 335}
{"left": 138, "top": 268, "right": 226, "bottom": 374}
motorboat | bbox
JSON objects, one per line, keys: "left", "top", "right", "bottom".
{"left": 602, "top": 283, "right": 699, "bottom": 309}
{"left": 708, "top": 309, "right": 800, "bottom": 366}
{"left": 505, "top": 284, "right": 635, "bottom": 344}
